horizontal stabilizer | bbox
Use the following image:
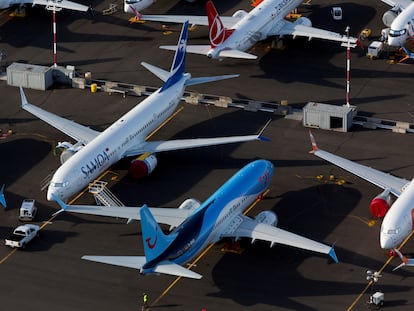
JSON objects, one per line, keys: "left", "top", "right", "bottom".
{"left": 154, "top": 260, "right": 202, "bottom": 279}
{"left": 33, "top": 0, "right": 89, "bottom": 12}
{"left": 141, "top": 62, "right": 170, "bottom": 82}
{"left": 82, "top": 256, "right": 147, "bottom": 270}
{"left": 160, "top": 44, "right": 210, "bottom": 56}
{"left": 186, "top": 74, "right": 239, "bottom": 87}
{"left": 218, "top": 49, "right": 258, "bottom": 60}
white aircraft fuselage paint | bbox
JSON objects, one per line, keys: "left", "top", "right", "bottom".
{"left": 47, "top": 78, "right": 186, "bottom": 201}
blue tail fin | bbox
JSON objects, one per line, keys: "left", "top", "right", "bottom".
{"left": 140, "top": 205, "right": 177, "bottom": 262}
{"left": 0, "top": 184, "right": 6, "bottom": 209}
{"left": 160, "top": 21, "right": 189, "bottom": 92}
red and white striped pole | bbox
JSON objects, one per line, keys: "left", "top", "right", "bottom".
{"left": 53, "top": 8, "right": 57, "bottom": 67}
{"left": 345, "top": 26, "right": 351, "bottom": 107}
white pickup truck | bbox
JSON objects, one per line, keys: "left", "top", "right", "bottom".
{"left": 5, "top": 224, "right": 40, "bottom": 248}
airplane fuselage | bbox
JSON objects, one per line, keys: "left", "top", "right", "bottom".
{"left": 388, "top": 2, "right": 414, "bottom": 46}
{"left": 380, "top": 178, "right": 414, "bottom": 249}
{"left": 47, "top": 78, "right": 186, "bottom": 202}
{"left": 209, "top": 0, "right": 301, "bottom": 57}
{"left": 142, "top": 159, "right": 274, "bottom": 272}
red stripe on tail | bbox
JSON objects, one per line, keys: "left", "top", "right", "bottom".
{"left": 206, "top": 0, "right": 234, "bottom": 48}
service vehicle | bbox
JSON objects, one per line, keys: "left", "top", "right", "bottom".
{"left": 5, "top": 224, "right": 39, "bottom": 248}
{"left": 331, "top": 7, "right": 343, "bottom": 20}
{"left": 19, "top": 199, "right": 37, "bottom": 221}
{"left": 367, "top": 41, "right": 384, "bottom": 59}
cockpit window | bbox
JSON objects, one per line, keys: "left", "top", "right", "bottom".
{"left": 389, "top": 29, "right": 406, "bottom": 37}
{"left": 383, "top": 227, "right": 400, "bottom": 234}
{"left": 50, "top": 181, "right": 69, "bottom": 187}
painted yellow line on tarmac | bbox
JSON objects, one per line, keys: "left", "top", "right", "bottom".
{"left": 346, "top": 230, "right": 414, "bottom": 311}
{"left": 0, "top": 248, "right": 18, "bottom": 265}
{"left": 147, "top": 189, "right": 270, "bottom": 310}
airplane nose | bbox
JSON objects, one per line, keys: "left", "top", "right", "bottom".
{"left": 380, "top": 232, "right": 395, "bottom": 249}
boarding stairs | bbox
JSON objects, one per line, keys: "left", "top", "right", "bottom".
{"left": 89, "top": 180, "right": 124, "bottom": 207}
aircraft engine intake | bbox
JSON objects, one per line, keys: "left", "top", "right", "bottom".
{"left": 60, "top": 149, "right": 76, "bottom": 164}
{"left": 178, "top": 198, "right": 201, "bottom": 212}
{"left": 56, "top": 141, "right": 83, "bottom": 164}
{"left": 255, "top": 210, "right": 278, "bottom": 227}
{"left": 232, "top": 9, "right": 248, "bottom": 19}
{"left": 382, "top": 10, "right": 398, "bottom": 27}
{"left": 129, "top": 154, "right": 157, "bottom": 179}
{"left": 369, "top": 189, "right": 392, "bottom": 218}
{"left": 294, "top": 17, "right": 312, "bottom": 27}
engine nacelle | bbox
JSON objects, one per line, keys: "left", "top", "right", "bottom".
{"left": 369, "top": 189, "right": 392, "bottom": 218}
{"left": 178, "top": 198, "right": 201, "bottom": 212}
{"left": 60, "top": 149, "right": 76, "bottom": 164}
{"left": 382, "top": 10, "right": 398, "bottom": 27}
{"left": 129, "top": 154, "right": 157, "bottom": 179}
{"left": 232, "top": 9, "right": 248, "bottom": 19}
{"left": 294, "top": 17, "right": 312, "bottom": 27}
{"left": 56, "top": 141, "right": 83, "bottom": 164}
{"left": 255, "top": 210, "right": 278, "bottom": 226}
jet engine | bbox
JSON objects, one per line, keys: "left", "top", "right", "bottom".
{"left": 369, "top": 189, "right": 392, "bottom": 218}
{"left": 56, "top": 141, "right": 84, "bottom": 164}
{"left": 232, "top": 9, "right": 248, "bottom": 19}
{"left": 178, "top": 198, "right": 201, "bottom": 211}
{"left": 294, "top": 17, "right": 312, "bottom": 27}
{"left": 129, "top": 154, "right": 157, "bottom": 179}
{"left": 382, "top": 10, "right": 399, "bottom": 27}
{"left": 255, "top": 210, "right": 278, "bottom": 226}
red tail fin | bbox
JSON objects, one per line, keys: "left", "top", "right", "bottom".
{"left": 206, "top": 0, "right": 234, "bottom": 48}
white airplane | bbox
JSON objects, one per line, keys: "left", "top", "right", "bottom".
{"left": 381, "top": 0, "right": 414, "bottom": 47}
{"left": 21, "top": 21, "right": 267, "bottom": 203}
{"left": 0, "top": 184, "right": 6, "bottom": 208}
{"left": 53, "top": 159, "right": 338, "bottom": 279}
{"left": 0, "top": 0, "right": 90, "bottom": 12}
{"left": 135, "top": 0, "right": 359, "bottom": 60}
{"left": 123, "top": 0, "right": 154, "bottom": 16}
{"left": 308, "top": 131, "right": 414, "bottom": 251}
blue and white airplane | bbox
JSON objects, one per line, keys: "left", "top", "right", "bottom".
{"left": 0, "top": 184, "right": 6, "bottom": 209}
{"left": 21, "top": 21, "right": 266, "bottom": 203}
{"left": 53, "top": 159, "right": 338, "bottom": 279}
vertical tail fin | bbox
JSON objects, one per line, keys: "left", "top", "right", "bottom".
{"left": 160, "top": 21, "right": 189, "bottom": 91}
{"left": 206, "top": 0, "right": 234, "bottom": 48}
{"left": 140, "top": 205, "right": 177, "bottom": 262}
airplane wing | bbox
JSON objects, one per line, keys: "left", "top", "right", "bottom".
{"left": 139, "top": 14, "right": 239, "bottom": 29}
{"left": 33, "top": 0, "right": 90, "bottom": 12}
{"left": 20, "top": 87, "right": 100, "bottom": 145}
{"left": 82, "top": 256, "right": 202, "bottom": 278}
{"left": 160, "top": 45, "right": 258, "bottom": 59}
{"left": 122, "top": 134, "right": 266, "bottom": 157}
{"left": 381, "top": 0, "right": 412, "bottom": 9}
{"left": 276, "top": 21, "right": 358, "bottom": 44}
{"left": 221, "top": 215, "right": 338, "bottom": 262}
{"left": 56, "top": 203, "right": 192, "bottom": 228}
{"left": 309, "top": 131, "right": 409, "bottom": 197}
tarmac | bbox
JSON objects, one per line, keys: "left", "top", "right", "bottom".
{"left": 1, "top": 0, "right": 414, "bottom": 310}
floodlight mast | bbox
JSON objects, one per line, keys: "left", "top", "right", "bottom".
{"left": 341, "top": 26, "right": 357, "bottom": 108}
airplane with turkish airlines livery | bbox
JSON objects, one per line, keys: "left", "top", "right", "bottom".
{"left": 53, "top": 159, "right": 338, "bottom": 279}
{"left": 21, "top": 21, "right": 267, "bottom": 203}
{"left": 381, "top": 0, "right": 414, "bottom": 47}
{"left": 135, "top": 0, "right": 358, "bottom": 60}
{"left": 0, "top": 0, "right": 90, "bottom": 12}
{"left": 308, "top": 131, "right": 414, "bottom": 252}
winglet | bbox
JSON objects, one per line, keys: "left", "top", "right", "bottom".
{"left": 0, "top": 184, "right": 6, "bottom": 209}
{"left": 51, "top": 194, "right": 68, "bottom": 216}
{"left": 20, "top": 86, "right": 29, "bottom": 108}
{"left": 308, "top": 130, "right": 318, "bottom": 153}
{"left": 329, "top": 245, "right": 339, "bottom": 263}
{"left": 257, "top": 119, "right": 272, "bottom": 142}
{"left": 392, "top": 248, "right": 409, "bottom": 271}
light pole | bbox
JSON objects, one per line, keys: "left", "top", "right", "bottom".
{"left": 341, "top": 26, "right": 357, "bottom": 107}
{"left": 46, "top": 2, "right": 63, "bottom": 67}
